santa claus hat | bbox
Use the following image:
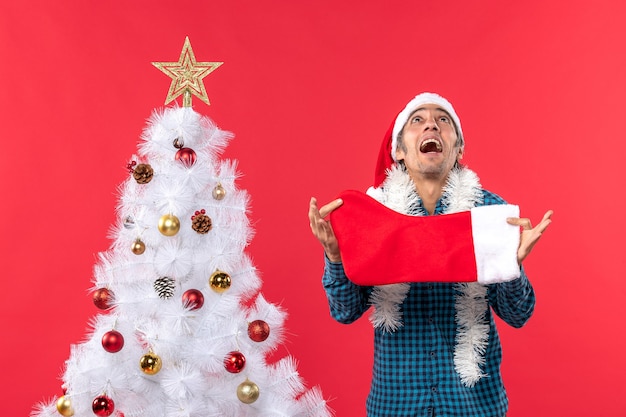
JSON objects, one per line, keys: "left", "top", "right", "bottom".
{"left": 374, "top": 92, "right": 464, "bottom": 187}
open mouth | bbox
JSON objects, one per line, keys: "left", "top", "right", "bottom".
{"left": 419, "top": 138, "right": 443, "bottom": 153}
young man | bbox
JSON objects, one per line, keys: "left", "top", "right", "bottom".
{"left": 308, "top": 93, "right": 552, "bottom": 417}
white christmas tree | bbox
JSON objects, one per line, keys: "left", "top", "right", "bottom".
{"left": 32, "top": 38, "right": 332, "bottom": 417}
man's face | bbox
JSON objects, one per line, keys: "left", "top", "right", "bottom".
{"left": 395, "top": 103, "right": 463, "bottom": 181}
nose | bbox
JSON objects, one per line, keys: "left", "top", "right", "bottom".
{"left": 424, "top": 115, "right": 439, "bottom": 131}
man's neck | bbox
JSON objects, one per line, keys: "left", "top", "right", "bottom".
{"left": 413, "top": 176, "right": 448, "bottom": 215}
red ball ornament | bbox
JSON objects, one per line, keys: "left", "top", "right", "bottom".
{"left": 182, "top": 289, "right": 204, "bottom": 310}
{"left": 126, "top": 160, "right": 137, "bottom": 173}
{"left": 248, "top": 320, "right": 270, "bottom": 342}
{"left": 102, "top": 330, "right": 124, "bottom": 353}
{"left": 224, "top": 351, "right": 246, "bottom": 373}
{"left": 92, "top": 395, "right": 115, "bottom": 417}
{"left": 93, "top": 288, "right": 114, "bottom": 310}
{"left": 175, "top": 148, "right": 197, "bottom": 167}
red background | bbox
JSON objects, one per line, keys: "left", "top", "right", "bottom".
{"left": 1, "top": 1, "right": 625, "bottom": 416}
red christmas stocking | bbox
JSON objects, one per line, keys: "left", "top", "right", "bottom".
{"left": 329, "top": 190, "right": 521, "bottom": 285}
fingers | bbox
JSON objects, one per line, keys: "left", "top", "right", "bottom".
{"left": 507, "top": 209, "right": 554, "bottom": 231}
{"left": 319, "top": 198, "right": 343, "bottom": 218}
{"left": 510, "top": 210, "right": 553, "bottom": 233}
{"left": 542, "top": 210, "right": 554, "bottom": 221}
{"left": 308, "top": 197, "right": 343, "bottom": 262}
{"left": 308, "top": 197, "right": 320, "bottom": 225}
{"left": 520, "top": 218, "right": 533, "bottom": 230}
{"left": 507, "top": 217, "right": 532, "bottom": 229}
{"left": 309, "top": 197, "right": 343, "bottom": 218}
{"left": 514, "top": 209, "right": 554, "bottom": 264}
{"left": 534, "top": 210, "right": 553, "bottom": 234}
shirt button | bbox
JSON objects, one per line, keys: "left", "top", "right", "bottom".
{"left": 430, "top": 351, "right": 436, "bottom": 358}
{"left": 428, "top": 317, "right": 434, "bottom": 324}
{"left": 431, "top": 387, "right": 437, "bottom": 393}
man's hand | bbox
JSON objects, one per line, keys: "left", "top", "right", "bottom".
{"left": 308, "top": 197, "right": 343, "bottom": 262}
{"left": 507, "top": 210, "right": 553, "bottom": 265}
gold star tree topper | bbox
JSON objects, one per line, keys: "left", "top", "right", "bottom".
{"left": 152, "top": 37, "right": 223, "bottom": 107}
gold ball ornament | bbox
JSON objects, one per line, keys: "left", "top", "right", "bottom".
{"left": 209, "top": 270, "right": 231, "bottom": 293}
{"left": 56, "top": 395, "right": 74, "bottom": 417}
{"left": 158, "top": 214, "right": 180, "bottom": 236}
{"left": 131, "top": 238, "right": 146, "bottom": 255}
{"left": 237, "top": 379, "right": 260, "bottom": 404}
{"left": 212, "top": 183, "right": 226, "bottom": 200}
{"left": 140, "top": 352, "right": 163, "bottom": 375}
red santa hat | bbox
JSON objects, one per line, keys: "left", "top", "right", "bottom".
{"left": 374, "top": 92, "right": 464, "bottom": 187}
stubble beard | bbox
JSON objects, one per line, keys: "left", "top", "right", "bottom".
{"left": 416, "top": 159, "right": 449, "bottom": 181}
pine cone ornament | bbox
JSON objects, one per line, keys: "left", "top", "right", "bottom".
{"left": 133, "top": 163, "right": 154, "bottom": 184}
{"left": 191, "top": 210, "right": 212, "bottom": 234}
{"left": 154, "top": 277, "right": 175, "bottom": 299}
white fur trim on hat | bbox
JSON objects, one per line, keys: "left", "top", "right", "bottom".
{"left": 391, "top": 92, "right": 464, "bottom": 162}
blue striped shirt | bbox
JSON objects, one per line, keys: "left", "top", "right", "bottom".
{"left": 322, "top": 189, "right": 535, "bottom": 417}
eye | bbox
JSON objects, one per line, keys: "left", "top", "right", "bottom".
{"left": 439, "top": 116, "right": 450, "bottom": 123}
{"left": 411, "top": 116, "right": 422, "bottom": 123}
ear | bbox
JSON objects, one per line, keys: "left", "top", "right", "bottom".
{"left": 457, "top": 147, "right": 464, "bottom": 161}
{"left": 395, "top": 141, "right": 406, "bottom": 162}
